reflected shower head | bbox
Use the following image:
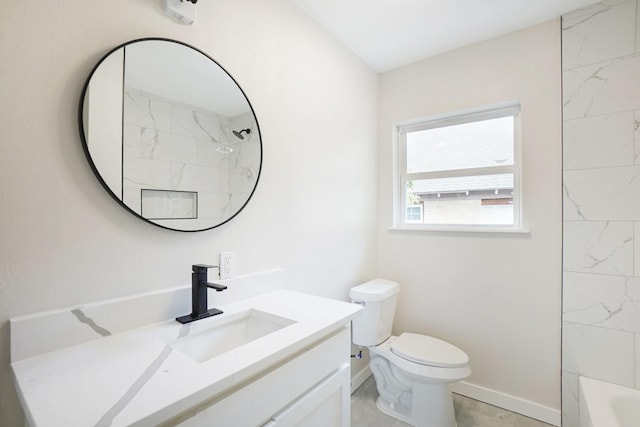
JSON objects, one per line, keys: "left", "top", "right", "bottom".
{"left": 233, "top": 129, "right": 251, "bottom": 140}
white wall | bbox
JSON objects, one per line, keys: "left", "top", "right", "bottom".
{"left": 561, "top": 1, "right": 640, "bottom": 426}
{"left": 0, "top": 1, "right": 378, "bottom": 425}
{"left": 377, "top": 20, "right": 563, "bottom": 423}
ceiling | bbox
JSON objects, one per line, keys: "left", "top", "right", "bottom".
{"left": 291, "top": 0, "right": 601, "bottom": 73}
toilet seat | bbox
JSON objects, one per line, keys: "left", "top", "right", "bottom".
{"left": 391, "top": 332, "right": 469, "bottom": 368}
{"left": 370, "top": 335, "right": 471, "bottom": 384}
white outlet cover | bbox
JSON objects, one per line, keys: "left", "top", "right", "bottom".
{"left": 219, "top": 251, "right": 235, "bottom": 279}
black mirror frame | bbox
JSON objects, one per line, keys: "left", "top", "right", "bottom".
{"left": 78, "top": 38, "right": 262, "bottom": 232}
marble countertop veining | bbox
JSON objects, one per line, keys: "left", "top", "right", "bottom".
{"left": 11, "top": 290, "right": 361, "bottom": 427}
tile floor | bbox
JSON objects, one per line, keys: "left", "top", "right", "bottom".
{"left": 351, "top": 376, "right": 555, "bottom": 427}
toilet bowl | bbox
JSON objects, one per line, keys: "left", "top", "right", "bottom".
{"left": 350, "top": 279, "right": 471, "bottom": 427}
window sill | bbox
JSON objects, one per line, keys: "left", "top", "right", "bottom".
{"left": 388, "top": 224, "right": 530, "bottom": 236}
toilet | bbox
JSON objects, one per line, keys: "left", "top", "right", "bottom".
{"left": 350, "top": 279, "right": 471, "bottom": 427}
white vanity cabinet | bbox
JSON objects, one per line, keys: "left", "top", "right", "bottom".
{"left": 11, "top": 289, "right": 361, "bottom": 427}
{"left": 170, "top": 326, "right": 352, "bottom": 427}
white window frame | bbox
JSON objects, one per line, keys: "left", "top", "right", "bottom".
{"left": 392, "top": 102, "right": 525, "bottom": 233}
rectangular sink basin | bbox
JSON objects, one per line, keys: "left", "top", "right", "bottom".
{"left": 165, "top": 309, "right": 296, "bottom": 363}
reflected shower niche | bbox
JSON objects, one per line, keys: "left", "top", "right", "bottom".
{"left": 140, "top": 189, "right": 197, "bottom": 220}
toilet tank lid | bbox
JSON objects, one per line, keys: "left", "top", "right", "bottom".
{"left": 350, "top": 279, "right": 399, "bottom": 301}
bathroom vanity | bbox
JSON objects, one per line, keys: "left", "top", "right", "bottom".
{"left": 10, "top": 288, "right": 361, "bottom": 426}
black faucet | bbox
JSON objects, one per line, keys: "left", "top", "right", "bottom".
{"left": 176, "top": 264, "right": 228, "bottom": 324}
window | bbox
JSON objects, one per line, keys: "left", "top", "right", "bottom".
{"left": 406, "top": 205, "right": 423, "bottom": 223}
{"left": 395, "top": 103, "right": 521, "bottom": 230}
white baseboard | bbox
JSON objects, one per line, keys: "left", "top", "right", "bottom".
{"left": 350, "top": 366, "right": 372, "bottom": 394}
{"left": 450, "top": 381, "right": 561, "bottom": 426}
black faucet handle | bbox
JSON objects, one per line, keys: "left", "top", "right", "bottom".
{"left": 192, "top": 264, "right": 219, "bottom": 272}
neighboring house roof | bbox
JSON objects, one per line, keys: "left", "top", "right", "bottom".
{"left": 410, "top": 174, "right": 513, "bottom": 195}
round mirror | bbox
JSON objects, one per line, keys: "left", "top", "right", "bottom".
{"left": 79, "top": 38, "right": 262, "bottom": 232}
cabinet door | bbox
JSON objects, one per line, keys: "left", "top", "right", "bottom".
{"left": 265, "top": 363, "right": 350, "bottom": 427}
{"left": 173, "top": 326, "right": 350, "bottom": 427}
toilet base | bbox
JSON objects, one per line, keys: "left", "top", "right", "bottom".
{"left": 370, "top": 352, "right": 460, "bottom": 427}
{"left": 375, "top": 385, "right": 458, "bottom": 427}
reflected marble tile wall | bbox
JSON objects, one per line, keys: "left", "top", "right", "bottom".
{"left": 121, "top": 88, "right": 258, "bottom": 229}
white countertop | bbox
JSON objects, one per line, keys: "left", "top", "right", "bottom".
{"left": 11, "top": 290, "right": 361, "bottom": 427}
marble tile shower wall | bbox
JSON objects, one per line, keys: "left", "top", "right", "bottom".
{"left": 122, "top": 88, "right": 258, "bottom": 228}
{"left": 562, "top": 1, "right": 640, "bottom": 426}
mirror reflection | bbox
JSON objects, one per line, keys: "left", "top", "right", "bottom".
{"left": 80, "top": 38, "right": 262, "bottom": 231}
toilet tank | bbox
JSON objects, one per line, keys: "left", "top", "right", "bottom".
{"left": 350, "top": 279, "right": 399, "bottom": 346}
